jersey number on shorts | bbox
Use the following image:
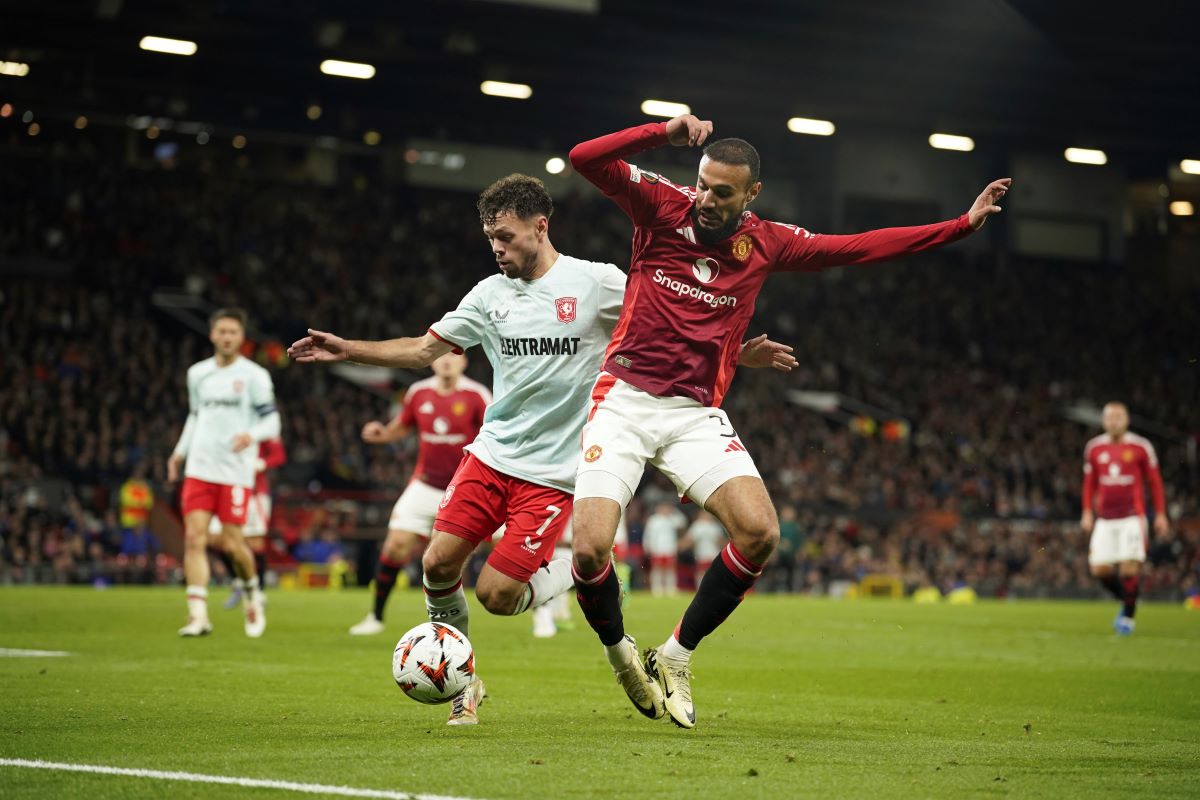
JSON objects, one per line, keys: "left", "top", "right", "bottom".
{"left": 708, "top": 414, "right": 737, "bottom": 438}
{"left": 524, "top": 504, "right": 563, "bottom": 551}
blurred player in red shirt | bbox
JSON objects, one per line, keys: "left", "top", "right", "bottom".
{"left": 568, "top": 112, "right": 1009, "bottom": 727}
{"left": 349, "top": 353, "right": 489, "bottom": 636}
{"left": 1081, "top": 402, "right": 1168, "bottom": 635}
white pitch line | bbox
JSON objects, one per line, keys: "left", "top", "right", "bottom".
{"left": 0, "top": 759, "right": 481, "bottom": 800}
{"left": 0, "top": 648, "right": 71, "bottom": 657}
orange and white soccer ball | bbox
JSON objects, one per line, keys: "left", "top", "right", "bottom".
{"left": 392, "top": 622, "right": 475, "bottom": 704}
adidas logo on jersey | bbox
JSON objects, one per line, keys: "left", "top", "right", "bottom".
{"left": 675, "top": 226, "right": 697, "bottom": 244}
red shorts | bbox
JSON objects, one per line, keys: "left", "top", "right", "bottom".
{"left": 182, "top": 477, "right": 249, "bottom": 526}
{"left": 650, "top": 555, "right": 677, "bottom": 569}
{"left": 435, "top": 453, "right": 572, "bottom": 583}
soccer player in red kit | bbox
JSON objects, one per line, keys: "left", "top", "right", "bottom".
{"left": 349, "top": 353, "right": 490, "bottom": 636}
{"left": 1081, "top": 402, "right": 1168, "bottom": 635}
{"left": 568, "top": 113, "right": 1010, "bottom": 727}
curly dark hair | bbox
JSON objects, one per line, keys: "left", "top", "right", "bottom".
{"left": 477, "top": 174, "right": 554, "bottom": 226}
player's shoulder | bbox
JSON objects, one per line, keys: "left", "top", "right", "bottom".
{"left": 1125, "top": 432, "right": 1157, "bottom": 454}
{"left": 627, "top": 163, "right": 695, "bottom": 201}
{"left": 405, "top": 376, "right": 439, "bottom": 397}
{"left": 756, "top": 212, "right": 815, "bottom": 241}
{"left": 456, "top": 376, "right": 492, "bottom": 401}
{"left": 187, "top": 357, "right": 216, "bottom": 376}
{"left": 1083, "top": 433, "right": 1110, "bottom": 454}
{"left": 556, "top": 254, "right": 626, "bottom": 283}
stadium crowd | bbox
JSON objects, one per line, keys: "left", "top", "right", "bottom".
{"left": 1, "top": 152, "right": 1196, "bottom": 597}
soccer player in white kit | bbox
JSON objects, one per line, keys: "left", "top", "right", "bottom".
{"left": 169, "top": 308, "right": 281, "bottom": 637}
{"left": 644, "top": 503, "right": 687, "bottom": 596}
{"left": 288, "top": 174, "right": 793, "bottom": 724}
{"left": 1081, "top": 402, "right": 1168, "bottom": 635}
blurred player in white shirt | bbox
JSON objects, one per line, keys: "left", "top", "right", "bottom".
{"left": 169, "top": 308, "right": 281, "bottom": 638}
{"left": 644, "top": 503, "right": 688, "bottom": 597}
{"left": 682, "top": 510, "right": 727, "bottom": 586}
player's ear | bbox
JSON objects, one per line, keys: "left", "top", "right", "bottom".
{"left": 745, "top": 181, "right": 762, "bottom": 206}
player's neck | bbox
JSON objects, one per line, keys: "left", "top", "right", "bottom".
{"left": 524, "top": 242, "right": 560, "bottom": 282}
{"left": 435, "top": 376, "right": 459, "bottom": 395}
{"left": 213, "top": 352, "right": 239, "bottom": 368}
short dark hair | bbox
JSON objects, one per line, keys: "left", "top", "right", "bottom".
{"left": 209, "top": 307, "right": 248, "bottom": 331}
{"left": 477, "top": 174, "right": 554, "bottom": 227}
{"left": 702, "top": 138, "right": 760, "bottom": 185}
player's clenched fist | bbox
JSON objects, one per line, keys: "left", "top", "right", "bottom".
{"left": 666, "top": 114, "right": 714, "bottom": 148}
{"left": 288, "top": 328, "right": 349, "bottom": 362}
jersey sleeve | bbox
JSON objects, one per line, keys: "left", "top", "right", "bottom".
{"left": 1140, "top": 441, "right": 1167, "bottom": 515}
{"left": 172, "top": 368, "right": 199, "bottom": 457}
{"left": 596, "top": 263, "right": 628, "bottom": 332}
{"left": 398, "top": 388, "right": 416, "bottom": 428}
{"left": 248, "top": 369, "right": 281, "bottom": 442}
{"left": 569, "top": 122, "right": 676, "bottom": 226}
{"left": 770, "top": 215, "right": 973, "bottom": 272}
{"left": 429, "top": 282, "right": 488, "bottom": 352}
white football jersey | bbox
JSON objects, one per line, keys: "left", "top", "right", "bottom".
{"left": 429, "top": 254, "right": 626, "bottom": 492}
{"left": 173, "top": 356, "right": 280, "bottom": 488}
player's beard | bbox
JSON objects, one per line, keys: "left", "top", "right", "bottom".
{"left": 691, "top": 207, "right": 740, "bottom": 246}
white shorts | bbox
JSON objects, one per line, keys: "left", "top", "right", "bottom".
{"left": 575, "top": 374, "right": 761, "bottom": 508}
{"left": 388, "top": 479, "right": 445, "bottom": 537}
{"left": 207, "top": 492, "right": 271, "bottom": 537}
{"left": 1088, "top": 516, "right": 1147, "bottom": 566}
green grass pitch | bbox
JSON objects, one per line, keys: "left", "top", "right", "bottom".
{"left": 1, "top": 587, "right": 1197, "bottom": 799}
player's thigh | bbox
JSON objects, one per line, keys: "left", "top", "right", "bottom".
{"left": 575, "top": 380, "right": 660, "bottom": 510}
{"left": 218, "top": 523, "right": 250, "bottom": 554}
{"left": 383, "top": 528, "right": 427, "bottom": 561}
{"left": 474, "top": 563, "right": 528, "bottom": 614}
{"left": 487, "top": 483, "right": 572, "bottom": 585}
{"left": 703, "top": 475, "right": 779, "bottom": 556}
{"left": 653, "top": 406, "right": 764, "bottom": 509}
{"left": 183, "top": 510, "right": 216, "bottom": 545}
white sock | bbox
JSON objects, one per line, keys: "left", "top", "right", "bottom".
{"left": 517, "top": 559, "right": 574, "bottom": 614}
{"left": 186, "top": 586, "right": 209, "bottom": 621}
{"left": 424, "top": 576, "right": 469, "bottom": 638}
{"left": 231, "top": 578, "right": 245, "bottom": 591}
{"left": 660, "top": 634, "right": 692, "bottom": 664}
{"left": 245, "top": 576, "right": 261, "bottom": 603}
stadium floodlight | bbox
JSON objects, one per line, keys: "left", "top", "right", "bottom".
{"left": 929, "top": 133, "right": 975, "bottom": 152}
{"left": 787, "top": 117, "right": 835, "bottom": 136}
{"left": 1180, "top": 159, "right": 1200, "bottom": 175}
{"left": 139, "top": 36, "right": 197, "bottom": 56}
{"left": 320, "top": 60, "right": 376, "bottom": 80}
{"left": 0, "top": 61, "right": 31, "bottom": 77}
{"left": 1169, "top": 200, "right": 1194, "bottom": 216}
{"left": 641, "top": 99, "right": 690, "bottom": 118}
{"left": 1064, "top": 147, "right": 1107, "bottom": 165}
{"left": 545, "top": 157, "right": 566, "bottom": 175}
{"left": 480, "top": 81, "right": 532, "bottom": 99}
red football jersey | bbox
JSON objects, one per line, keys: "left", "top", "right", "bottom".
{"left": 570, "top": 122, "right": 972, "bottom": 407}
{"left": 399, "top": 377, "right": 490, "bottom": 489}
{"left": 1082, "top": 433, "right": 1166, "bottom": 520}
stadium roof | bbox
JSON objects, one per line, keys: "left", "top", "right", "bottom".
{"left": 2, "top": 0, "right": 1197, "bottom": 169}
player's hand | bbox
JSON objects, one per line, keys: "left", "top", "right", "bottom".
{"left": 1153, "top": 514, "right": 1169, "bottom": 538}
{"left": 361, "top": 420, "right": 387, "bottom": 443}
{"left": 967, "top": 178, "right": 1011, "bottom": 230}
{"left": 288, "top": 328, "right": 350, "bottom": 363}
{"left": 666, "top": 114, "right": 714, "bottom": 148}
{"left": 167, "top": 453, "right": 184, "bottom": 483}
{"left": 1080, "top": 509, "right": 1095, "bottom": 534}
{"left": 739, "top": 334, "right": 797, "bottom": 372}
{"left": 232, "top": 433, "right": 254, "bottom": 453}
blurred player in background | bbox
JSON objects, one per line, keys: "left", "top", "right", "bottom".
{"left": 644, "top": 503, "right": 687, "bottom": 597}
{"left": 568, "top": 112, "right": 1009, "bottom": 727}
{"left": 169, "top": 308, "right": 280, "bottom": 638}
{"left": 1081, "top": 402, "right": 1168, "bottom": 635}
{"left": 682, "top": 510, "right": 727, "bottom": 586}
{"left": 289, "top": 174, "right": 793, "bottom": 724}
{"left": 350, "top": 353, "right": 490, "bottom": 636}
{"left": 212, "top": 437, "right": 287, "bottom": 609}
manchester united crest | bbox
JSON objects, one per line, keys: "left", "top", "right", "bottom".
{"left": 233, "top": 379, "right": 244, "bottom": 393}
{"left": 555, "top": 297, "right": 577, "bottom": 324}
{"left": 452, "top": 401, "right": 466, "bottom": 417}
{"left": 732, "top": 233, "right": 753, "bottom": 262}
{"left": 584, "top": 444, "right": 603, "bottom": 463}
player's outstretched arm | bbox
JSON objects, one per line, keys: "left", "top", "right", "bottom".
{"left": 739, "top": 334, "right": 797, "bottom": 372}
{"left": 288, "top": 330, "right": 452, "bottom": 369}
{"left": 361, "top": 417, "right": 409, "bottom": 444}
{"left": 967, "top": 178, "right": 1012, "bottom": 230}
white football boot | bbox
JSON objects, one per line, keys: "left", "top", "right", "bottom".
{"left": 644, "top": 647, "right": 695, "bottom": 729}
{"left": 447, "top": 678, "right": 487, "bottom": 726}
{"left": 349, "top": 614, "right": 385, "bottom": 636}
{"left": 178, "top": 618, "right": 213, "bottom": 637}
{"left": 611, "top": 635, "right": 665, "bottom": 720}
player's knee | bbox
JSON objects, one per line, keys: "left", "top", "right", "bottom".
{"left": 475, "top": 584, "right": 520, "bottom": 616}
{"left": 730, "top": 514, "right": 779, "bottom": 560}
{"left": 420, "top": 549, "right": 457, "bottom": 583}
{"left": 572, "top": 540, "right": 610, "bottom": 576}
